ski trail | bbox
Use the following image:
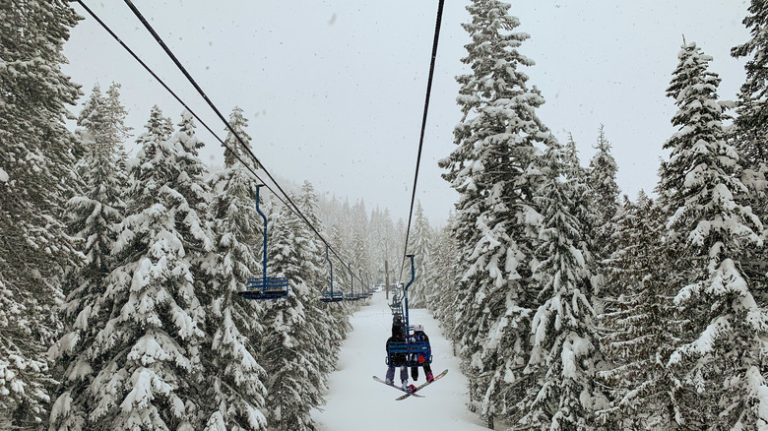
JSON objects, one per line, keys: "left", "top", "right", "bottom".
{"left": 312, "top": 292, "right": 488, "bottom": 431}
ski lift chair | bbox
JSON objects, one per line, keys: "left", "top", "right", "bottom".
{"left": 239, "top": 185, "right": 289, "bottom": 301}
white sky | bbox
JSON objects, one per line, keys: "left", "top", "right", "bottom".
{"left": 62, "top": 0, "right": 751, "bottom": 227}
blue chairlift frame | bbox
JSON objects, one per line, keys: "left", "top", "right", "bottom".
{"left": 320, "top": 245, "right": 344, "bottom": 303}
{"left": 385, "top": 255, "right": 432, "bottom": 367}
{"left": 238, "top": 185, "right": 290, "bottom": 301}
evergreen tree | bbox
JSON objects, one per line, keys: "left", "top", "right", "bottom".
{"left": 587, "top": 125, "right": 620, "bottom": 226}
{"left": 732, "top": 0, "right": 768, "bottom": 298}
{"left": 597, "top": 192, "right": 679, "bottom": 429}
{"left": 49, "top": 84, "right": 128, "bottom": 431}
{"left": 297, "top": 181, "right": 347, "bottom": 376}
{"left": 0, "top": 0, "right": 80, "bottom": 425}
{"left": 516, "top": 146, "right": 604, "bottom": 430}
{"left": 199, "top": 145, "right": 268, "bottom": 429}
{"left": 586, "top": 125, "right": 620, "bottom": 296}
{"left": 659, "top": 42, "right": 767, "bottom": 430}
{"left": 407, "top": 202, "right": 432, "bottom": 308}
{"left": 424, "top": 220, "right": 462, "bottom": 344}
{"left": 439, "top": 0, "right": 552, "bottom": 418}
{"left": 104, "top": 83, "right": 131, "bottom": 178}
{"left": 55, "top": 107, "right": 212, "bottom": 430}
{"left": 260, "top": 202, "right": 326, "bottom": 431}
{"left": 563, "top": 133, "right": 587, "bottom": 180}
{"left": 224, "top": 107, "right": 257, "bottom": 170}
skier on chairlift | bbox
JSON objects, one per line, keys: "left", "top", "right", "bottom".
{"left": 385, "top": 317, "right": 410, "bottom": 391}
{"left": 409, "top": 324, "right": 434, "bottom": 383}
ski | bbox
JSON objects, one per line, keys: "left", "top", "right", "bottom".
{"left": 372, "top": 376, "right": 425, "bottom": 397}
{"left": 395, "top": 369, "right": 448, "bottom": 401}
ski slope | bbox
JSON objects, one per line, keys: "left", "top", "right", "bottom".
{"left": 312, "top": 292, "right": 488, "bottom": 431}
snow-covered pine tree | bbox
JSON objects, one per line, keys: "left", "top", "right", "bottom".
{"left": 74, "top": 85, "right": 105, "bottom": 173}
{"left": 659, "top": 42, "right": 767, "bottom": 430}
{"left": 199, "top": 125, "right": 269, "bottom": 430}
{"left": 587, "top": 125, "right": 620, "bottom": 227}
{"left": 297, "top": 181, "right": 346, "bottom": 376}
{"left": 516, "top": 145, "right": 604, "bottom": 430}
{"left": 732, "top": 0, "right": 768, "bottom": 298}
{"left": 259, "top": 200, "right": 327, "bottom": 431}
{"left": 224, "top": 106, "right": 258, "bottom": 170}
{"left": 0, "top": 0, "right": 81, "bottom": 425}
{"left": 597, "top": 192, "right": 680, "bottom": 429}
{"left": 586, "top": 126, "right": 620, "bottom": 295}
{"left": 49, "top": 84, "right": 129, "bottom": 431}
{"left": 439, "top": 0, "right": 552, "bottom": 419}
{"left": 104, "top": 83, "right": 131, "bottom": 182}
{"left": 563, "top": 133, "right": 587, "bottom": 180}
{"left": 424, "top": 220, "right": 461, "bottom": 340}
{"left": 407, "top": 201, "right": 432, "bottom": 308}
{"left": 62, "top": 106, "right": 213, "bottom": 430}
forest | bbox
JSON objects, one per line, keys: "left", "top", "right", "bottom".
{"left": 2, "top": 0, "right": 768, "bottom": 430}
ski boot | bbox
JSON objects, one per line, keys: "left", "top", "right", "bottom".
{"left": 385, "top": 377, "right": 394, "bottom": 386}
{"left": 407, "top": 384, "right": 417, "bottom": 393}
{"left": 426, "top": 371, "right": 434, "bottom": 383}
{"left": 402, "top": 381, "right": 409, "bottom": 392}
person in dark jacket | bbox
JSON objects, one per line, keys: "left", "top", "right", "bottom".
{"left": 409, "top": 324, "right": 434, "bottom": 382}
{"left": 385, "top": 318, "right": 409, "bottom": 390}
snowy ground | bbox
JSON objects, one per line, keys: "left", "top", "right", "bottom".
{"left": 312, "top": 292, "right": 488, "bottom": 431}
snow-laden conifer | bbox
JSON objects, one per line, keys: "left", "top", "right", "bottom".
{"left": 732, "top": 0, "right": 768, "bottom": 297}
{"left": 0, "top": 0, "right": 80, "bottom": 425}
{"left": 438, "top": 2, "right": 551, "bottom": 414}
{"left": 597, "top": 192, "right": 679, "bottom": 429}
{"left": 200, "top": 130, "right": 269, "bottom": 430}
{"left": 224, "top": 106, "right": 257, "bottom": 170}
{"left": 258, "top": 201, "right": 327, "bottom": 431}
{"left": 660, "top": 42, "right": 767, "bottom": 430}
{"left": 587, "top": 125, "right": 620, "bottom": 227}
{"left": 407, "top": 202, "right": 432, "bottom": 308}
{"left": 49, "top": 84, "right": 129, "bottom": 431}
{"left": 516, "top": 145, "right": 604, "bottom": 430}
{"left": 297, "top": 182, "right": 348, "bottom": 376}
{"left": 62, "top": 107, "right": 213, "bottom": 430}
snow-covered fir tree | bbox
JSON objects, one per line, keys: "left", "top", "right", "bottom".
{"left": 104, "top": 83, "right": 132, "bottom": 179}
{"left": 659, "top": 42, "right": 767, "bottom": 430}
{"left": 586, "top": 125, "right": 620, "bottom": 302}
{"left": 587, "top": 125, "right": 620, "bottom": 228}
{"left": 424, "top": 219, "right": 462, "bottom": 342}
{"left": 297, "top": 181, "right": 348, "bottom": 377}
{"left": 732, "top": 0, "right": 768, "bottom": 298}
{"left": 597, "top": 192, "right": 679, "bottom": 429}
{"left": 407, "top": 201, "right": 433, "bottom": 308}
{"left": 0, "top": 0, "right": 81, "bottom": 426}
{"left": 563, "top": 133, "right": 587, "bottom": 180}
{"left": 260, "top": 201, "right": 327, "bottom": 431}
{"left": 54, "top": 107, "right": 215, "bottom": 430}
{"left": 224, "top": 106, "right": 257, "bottom": 170}
{"left": 49, "top": 84, "right": 129, "bottom": 431}
{"left": 439, "top": 0, "right": 552, "bottom": 420}
{"left": 199, "top": 122, "right": 269, "bottom": 430}
{"left": 516, "top": 145, "right": 605, "bottom": 430}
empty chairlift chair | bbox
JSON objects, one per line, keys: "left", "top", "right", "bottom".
{"left": 320, "top": 245, "right": 344, "bottom": 303}
{"left": 238, "top": 185, "right": 289, "bottom": 301}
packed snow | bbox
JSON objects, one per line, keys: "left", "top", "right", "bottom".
{"left": 312, "top": 292, "right": 488, "bottom": 431}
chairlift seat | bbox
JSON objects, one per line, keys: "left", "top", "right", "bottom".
{"left": 320, "top": 290, "right": 344, "bottom": 303}
{"left": 239, "top": 276, "right": 290, "bottom": 300}
{"left": 386, "top": 340, "right": 432, "bottom": 367}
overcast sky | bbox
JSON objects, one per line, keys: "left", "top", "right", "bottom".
{"left": 63, "top": 0, "right": 751, "bottom": 227}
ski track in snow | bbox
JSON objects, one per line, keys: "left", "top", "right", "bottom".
{"left": 312, "top": 292, "right": 488, "bottom": 431}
